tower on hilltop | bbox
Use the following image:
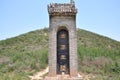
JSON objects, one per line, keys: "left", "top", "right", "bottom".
{"left": 47, "top": 0, "right": 78, "bottom": 78}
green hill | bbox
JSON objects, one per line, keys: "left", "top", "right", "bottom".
{"left": 0, "top": 28, "right": 120, "bottom": 80}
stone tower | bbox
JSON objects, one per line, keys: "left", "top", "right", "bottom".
{"left": 48, "top": 0, "right": 78, "bottom": 78}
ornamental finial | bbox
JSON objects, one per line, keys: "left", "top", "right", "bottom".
{"left": 70, "top": 0, "right": 74, "bottom": 4}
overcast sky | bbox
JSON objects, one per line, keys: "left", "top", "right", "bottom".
{"left": 0, "top": 0, "right": 120, "bottom": 41}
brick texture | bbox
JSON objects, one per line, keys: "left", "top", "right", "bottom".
{"left": 48, "top": 0, "right": 78, "bottom": 77}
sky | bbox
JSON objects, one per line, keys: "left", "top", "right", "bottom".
{"left": 0, "top": 0, "right": 120, "bottom": 41}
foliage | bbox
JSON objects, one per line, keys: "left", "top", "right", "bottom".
{"left": 77, "top": 28, "right": 120, "bottom": 80}
{"left": 0, "top": 28, "right": 120, "bottom": 79}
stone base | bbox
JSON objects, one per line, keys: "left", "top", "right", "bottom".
{"left": 44, "top": 75, "right": 83, "bottom": 80}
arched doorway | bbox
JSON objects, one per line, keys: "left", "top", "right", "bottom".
{"left": 57, "top": 29, "right": 70, "bottom": 74}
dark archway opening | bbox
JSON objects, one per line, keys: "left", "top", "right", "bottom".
{"left": 57, "top": 29, "right": 70, "bottom": 74}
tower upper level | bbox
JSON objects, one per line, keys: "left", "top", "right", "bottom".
{"left": 48, "top": 0, "right": 77, "bottom": 16}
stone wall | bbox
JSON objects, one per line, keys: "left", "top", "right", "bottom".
{"left": 48, "top": 15, "right": 78, "bottom": 76}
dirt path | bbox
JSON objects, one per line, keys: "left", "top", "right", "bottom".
{"left": 29, "top": 66, "right": 49, "bottom": 80}
{"left": 29, "top": 66, "right": 94, "bottom": 80}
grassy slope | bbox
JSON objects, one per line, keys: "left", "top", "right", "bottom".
{"left": 77, "top": 29, "right": 120, "bottom": 80}
{"left": 0, "top": 28, "right": 120, "bottom": 80}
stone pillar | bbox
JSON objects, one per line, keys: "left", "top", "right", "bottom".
{"left": 48, "top": 0, "right": 78, "bottom": 77}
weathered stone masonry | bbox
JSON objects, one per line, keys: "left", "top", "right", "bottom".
{"left": 48, "top": 0, "right": 78, "bottom": 77}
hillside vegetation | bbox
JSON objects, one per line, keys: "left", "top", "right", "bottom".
{"left": 0, "top": 28, "right": 120, "bottom": 80}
